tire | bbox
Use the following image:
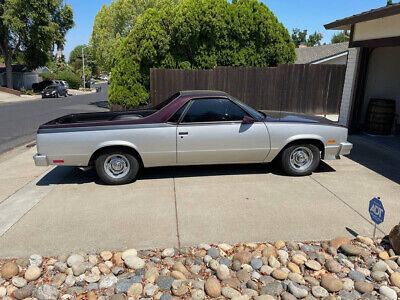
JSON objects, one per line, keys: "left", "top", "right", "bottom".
{"left": 95, "top": 150, "right": 141, "bottom": 185}
{"left": 280, "top": 143, "right": 320, "bottom": 176}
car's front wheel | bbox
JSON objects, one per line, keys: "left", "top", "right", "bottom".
{"left": 95, "top": 150, "right": 141, "bottom": 185}
{"left": 280, "top": 143, "right": 320, "bottom": 176}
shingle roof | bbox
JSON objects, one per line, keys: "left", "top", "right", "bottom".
{"left": 295, "top": 42, "right": 349, "bottom": 64}
{"left": 0, "top": 65, "right": 30, "bottom": 73}
{"left": 325, "top": 3, "right": 400, "bottom": 30}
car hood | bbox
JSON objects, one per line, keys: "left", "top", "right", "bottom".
{"left": 260, "top": 110, "right": 337, "bottom": 125}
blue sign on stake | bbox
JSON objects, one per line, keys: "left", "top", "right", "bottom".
{"left": 369, "top": 197, "right": 385, "bottom": 225}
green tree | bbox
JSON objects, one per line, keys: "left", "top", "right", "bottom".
{"left": 331, "top": 32, "right": 349, "bottom": 44}
{"left": 291, "top": 29, "right": 308, "bottom": 48}
{"left": 0, "top": 0, "right": 74, "bottom": 89}
{"left": 90, "top": 0, "right": 169, "bottom": 73}
{"left": 110, "top": 0, "right": 296, "bottom": 107}
{"left": 68, "top": 45, "right": 98, "bottom": 77}
{"left": 291, "top": 28, "right": 323, "bottom": 48}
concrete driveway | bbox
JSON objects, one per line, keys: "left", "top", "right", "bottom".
{"left": 0, "top": 139, "right": 399, "bottom": 258}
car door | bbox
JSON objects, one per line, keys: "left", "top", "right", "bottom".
{"left": 176, "top": 98, "right": 270, "bottom": 165}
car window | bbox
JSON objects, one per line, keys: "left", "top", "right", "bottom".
{"left": 168, "top": 102, "right": 189, "bottom": 123}
{"left": 182, "top": 98, "right": 248, "bottom": 123}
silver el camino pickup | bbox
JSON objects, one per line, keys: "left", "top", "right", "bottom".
{"left": 34, "top": 90, "right": 352, "bottom": 185}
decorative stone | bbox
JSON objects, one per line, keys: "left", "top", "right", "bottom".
{"left": 288, "top": 281, "right": 308, "bottom": 299}
{"left": 288, "top": 262, "right": 301, "bottom": 274}
{"left": 233, "top": 251, "right": 252, "bottom": 264}
{"left": 292, "top": 254, "right": 307, "bottom": 265}
{"left": 12, "top": 276, "right": 27, "bottom": 288}
{"left": 356, "top": 235, "right": 374, "bottom": 246}
{"left": 216, "top": 264, "right": 230, "bottom": 280}
{"left": 378, "top": 251, "right": 390, "bottom": 260}
{"left": 207, "top": 247, "right": 220, "bottom": 258}
{"left": 271, "top": 269, "right": 287, "bottom": 280}
{"left": 389, "top": 223, "right": 400, "bottom": 254}
{"left": 156, "top": 276, "right": 174, "bottom": 291}
{"left": 340, "top": 244, "right": 362, "bottom": 256}
{"left": 312, "top": 286, "right": 329, "bottom": 298}
{"left": 205, "top": 277, "right": 221, "bottom": 297}
{"left": 161, "top": 248, "right": 175, "bottom": 258}
{"left": 25, "top": 266, "right": 41, "bottom": 281}
{"left": 127, "top": 282, "right": 143, "bottom": 297}
{"left": 1, "top": 262, "right": 19, "bottom": 279}
{"left": 52, "top": 273, "right": 66, "bottom": 287}
{"left": 67, "top": 254, "right": 85, "bottom": 267}
{"left": 122, "top": 249, "right": 137, "bottom": 260}
{"left": 124, "top": 256, "right": 145, "bottom": 269}
{"left": 305, "top": 260, "right": 322, "bottom": 271}
{"left": 237, "top": 269, "right": 251, "bottom": 282}
{"left": 330, "top": 237, "right": 351, "bottom": 249}
{"left": 251, "top": 258, "right": 263, "bottom": 270}
{"left": 221, "top": 286, "right": 241, "bottom": 298}
{"left": 379, "top": 286, "right": 397, "bottom": 300}
{"left": 390, "top": 272, "right": 400, "bottom": 288}
{"left": 371, "top": 271, "right": 387, "bottom": 282}
{"left": 100, "top": 251, "right": 113, "bottom": 261}
{"left": 33, "top": 284, "right": 59, "bottom": 300}
{"left": 29, "top": 254, "right": 43, "bottom": 267}
{"left": 99, "top": 274, "right": 118, "bottom": 289}
{"left": 354, "top": 281, "right": 374, "bottom": 294}
{"left": 260, "top": 282, "right": 283, "bottom": 296}
{"left": 325, "top": 259, "right": 342, "bottom": 273}
{"left": 321, "top": 275, "right": 343, "bottom": 292}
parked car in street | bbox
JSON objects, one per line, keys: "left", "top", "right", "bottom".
{"left": 41, "top": 85, "right": 68, "bottom": 98}
{"left": 32, "top": 79, "right": 58, "bottom": 92}
{"left": 34, "top": 90, "right": 352, "bottom": 184}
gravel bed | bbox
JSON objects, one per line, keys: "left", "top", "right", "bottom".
{"left": 1, "top": 236, "right": 400, "bottom": 299}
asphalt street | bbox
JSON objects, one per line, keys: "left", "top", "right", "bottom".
{"left": 0, "top": 83, "right": 109, "bottom": 154}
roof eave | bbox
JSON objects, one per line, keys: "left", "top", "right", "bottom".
{"left": 324, "top": 3, "right": 400, "bottom": 30}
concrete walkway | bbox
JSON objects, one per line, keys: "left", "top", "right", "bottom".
{"left": 0, "top": 142, "right": 399, "bottom": 258}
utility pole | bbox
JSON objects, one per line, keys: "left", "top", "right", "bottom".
{"left": 82, "top": 46, "right": 88, "bottom": 89}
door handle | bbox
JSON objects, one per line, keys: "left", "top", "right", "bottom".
{"left": 179, "top": 132, "right": 188, "bottom": 135}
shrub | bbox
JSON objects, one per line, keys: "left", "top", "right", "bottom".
{"left": 109, "top": 0, "right": 296, "bottom": 106}
{"left": 57, "top": 71, "right": 81, "bottom": 89}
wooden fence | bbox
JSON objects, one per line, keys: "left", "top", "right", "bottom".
{"left": 150, "top": 65, "right": 346, "bottom": 115}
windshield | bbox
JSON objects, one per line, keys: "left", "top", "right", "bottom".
{"left": 152, "top": 93, "right": 180, "bottom": 110}
{"left": 44, "top": 86, "right": 58, "bottom": 91}
{"left": 229, "top": 96, "right": 264, "bottom": 120}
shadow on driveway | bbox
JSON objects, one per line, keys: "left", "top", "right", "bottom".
{"left": 36, "top": 161, "right": 335, "bottom": 186}
{"left": 347, "top": 134, "right": 400, "bottom": 185}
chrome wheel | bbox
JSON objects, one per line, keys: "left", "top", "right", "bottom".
{"left": 103, "top": 154, "right": 130, "bottom": 179}
{"left": 289, "top": 147, "right": 314, "bottom": 171}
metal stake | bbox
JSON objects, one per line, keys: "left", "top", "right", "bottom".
{"left": 373, "top": 223, "right": 377, "bottom": 240}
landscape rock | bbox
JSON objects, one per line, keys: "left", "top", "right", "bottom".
{"left": 67, "top": 254, "right": 85, "bottom": 267}
{"left": 389, "top": 223, "right": 400, "bottom": 254}
{"left": 124, "top": 256, "right": 145, "bottom": 269}
{"left": 33, "top": 284, "right": 59, "bottom": 300}
{"left": 288, "top": 281, "right": 308, "bottom": 298}
{"left": 321, "top": 275, "right": 343, "bottom": 292}
{"left": 205, "top": 277, "right": 221, "bottom": 297}
{"left": 354, "top": 280, "right": 374, "bottom": 293}
{"left": 24, "top": 266, "right": 41, "bottom": 281}
{"left": 1, "top": 262, "right": 19, "bottom": 279}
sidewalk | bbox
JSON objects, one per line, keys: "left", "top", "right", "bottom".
{"left": 0, "top": 91, "right": 41, "bottom": 105}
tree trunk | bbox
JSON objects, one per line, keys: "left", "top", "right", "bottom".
{"left": 4, "top": 50, "right": 13, "bottom": 89}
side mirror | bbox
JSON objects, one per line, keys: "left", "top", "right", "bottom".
{"left": 242, "top": 115, "right": 255, "bottom": 124}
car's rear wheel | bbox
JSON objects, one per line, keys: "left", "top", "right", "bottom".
{"left": 280, "top": 143, "right": 320, "bottom": 176}
{"left": 95, "top": 150, "right": 141, "bottom": 185}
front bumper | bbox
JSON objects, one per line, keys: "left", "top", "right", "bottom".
{"left": 338, "top": 142, "right": 353, "bottom": 155}
{"left": 33, "top": 154, "right": 49, "bottom": 166}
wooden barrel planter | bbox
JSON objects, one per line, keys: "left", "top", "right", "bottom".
{"left": 365, "top": 98, "right": 396, "bottom": 135}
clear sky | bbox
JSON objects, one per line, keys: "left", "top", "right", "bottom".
{"left": 63, "top": 0, "right": 394, "bottom": 59}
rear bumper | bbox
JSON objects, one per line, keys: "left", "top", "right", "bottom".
{"left": 33, "top": 154, "right": 49, "bottom": 166}
{"left": 324, "top": 142, "right": 353, "bottom": 160}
